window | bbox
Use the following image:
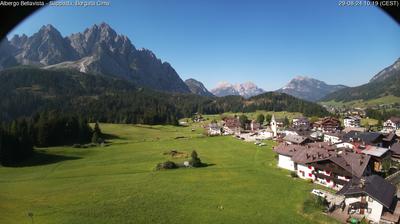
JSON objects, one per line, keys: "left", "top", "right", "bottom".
{"left": 368, "top": 197, "right": 373, "bottom": 202}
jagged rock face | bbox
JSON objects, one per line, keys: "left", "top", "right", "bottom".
{"left": 276, "top": 76, "right": 346, "bottom": 102}
{"left": 184, "top": 78, "right": 214, "bottom": 97}
{"left": 370, "top": 58, "right": 400, "bottom": 83}
{"left": 0, "top": 39, "right": 18, "bottom": 70}
{"left": 0, "top": 23, "right": 190, "bottom": 93}
{"left": 13, "top": 25, "right": 78, "bottom": 65}
{"left": 211, "top": 81, "right": 264, "bottom": 98}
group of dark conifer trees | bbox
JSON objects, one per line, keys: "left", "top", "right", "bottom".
{"left": 0, "top": 111, "right": 94, "bottom": 165}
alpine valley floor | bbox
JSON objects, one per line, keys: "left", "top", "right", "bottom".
{"left": 0, "top": 123, "right": 338, "bottom": 224}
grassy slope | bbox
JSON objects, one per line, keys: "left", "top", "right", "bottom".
{"left": 0, "top": 123, "right": 336, "bottom": 224}
{"left": 320, "top": 95, "right": 400, "bottom": 108}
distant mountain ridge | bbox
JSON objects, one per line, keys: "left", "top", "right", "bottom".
{"left": 276, "top": 76, "right": 347, "bottom": 102}
{"left": 0, "top": 23, "right": 190, "bottom": 93}
{"left": 211, "top": 81, "right": 265, "bottom": 98}
{"left": 369, "top": 58, "right": 400, "bottom": 83}
{"left": 0, "top": 67, "right": 329, "bottom": 121}
{"left": 184, "top": 78, "right": 214, "bottom": 97}
{"left": 322, "top": 58, "right": 400, "bottom": 102}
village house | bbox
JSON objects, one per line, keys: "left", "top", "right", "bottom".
{"left": 343, "top": 116, "right": 361, "bottom": 128}
{"left": 292, "top": 117, "right": 310, "bottom": 130}
{"left": 343, "top": 126, "right": 367, "bottom": 133}
{"left": 245, "top": 120, "right": 261, "bottom": 132}
{"left": 323, "top": 132, "right": 343, "bottom": 144}
{"left": 342, "top": 131, "right": 396, "bottom": 149}
{"left": 273, "top": 142, "right": 371, "bottom": 190}
{"left": 342, "top": 131, "right": 384, "bottom": 148}
{"left": 257, "top": 129, "right": 274, "bottom": 140}
{"left": 207, "top": 123, "right": 222, "bottom": 136}
{"left": 313, "top": 117, "right": 341, "bottom": 132}
{"left": 337, "top": 175, "right": 400, "bottom": 224}
{"left": 192, "top": 113, "right": 205, "bottom": 123}
{"left": 390, "top": 142, "right": 400, "bottom": 161}
{"left": 346, "top": 108, "right": 366, "bottom": 118}
{"left": 361, "top": 146, "right": 391, "bottom": 173}
{"left": 222, "top": 116, "right": 241, "bottom": 135}
{"left": 283, "top": 134, "right": 311, "bottom": 145}
{"left": 383, "top": 117, "right": 400, "bottom": 133}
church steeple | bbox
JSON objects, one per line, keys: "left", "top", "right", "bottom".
{"left": 270, "top": 114, "right": 277, "bottom": 137}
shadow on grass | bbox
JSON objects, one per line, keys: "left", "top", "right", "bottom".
{"left": 102, "top": 133, "right": 124, "bottom": 140}
{"left": 3, "top": 151, "right": 81, "bottom": 167}
{"left": 200, "top": 163, "right": 216, "bottom": 168}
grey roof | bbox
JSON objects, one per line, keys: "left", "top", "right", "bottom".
{"left": 337, "top": 175, "right": 396, "bottom": 210}
{"left": 273, "top": 142, "right": 370, "bottom": 178}
{"left": 390, "top": 143, "right": 400, "bottom": 155}
{"left": 343, "top": 131, "right": 383, "bottom": 145}
{"left": 387, "top": 117, "right": 400, "bottom": 124}
{"left": 283, "top": 134, "right": 309, "bottom": 144}
{"left": 362, "top": 146, "right": 389, "bottom": 157}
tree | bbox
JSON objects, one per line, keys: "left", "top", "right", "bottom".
{"left": 94, "top": 122, "right": 102, "bottom": 135}
{"left": 377, "top": 119, "right": 383, "bottom": 128}
{"left": 92, "top": 122, "right": 103, "bottom": 144}
{"left": 265, "top": 114, "right": 272, "bottom": 124}
{"left": 382, "top": 158, "right": 391, "bottom": 173}
{"left": 190, "top": 150, "right": 203, "bottom": 167}
{"left": 256, "top": 114, "right": 265, "bottom": 125}
{"left": 239, "top": 115, "right": 249, "bottom": 129}
{"left": 283, "top": 116, "right": 290, "bottom": 127}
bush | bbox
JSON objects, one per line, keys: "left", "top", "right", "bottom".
{"left": 156, "top": 161, "right": 178, "bottom": 170}
{"left": 72, "top": 144, "right": 82, "bottom": 148}
{"left": 290, "top": 171, "right": 298, "bottom": 178}
{"left": 190, "top": 150, "right": 203, "bottom": 167}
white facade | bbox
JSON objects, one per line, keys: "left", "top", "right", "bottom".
{"left": 257, "top": 130, "right": 274, "bottom": 139}
{"left": 297, "top": 164, "right": 315, "bottom": 180}
{"left": 345, "top": 196, "right": 383, "bottom": 223}
{"left": 336, "top": 142, "right": 354, "bottom": 149}
{"left": 278, "top": 154, "right": 296, "bottom": 171}
{"left": 323, "top": 134, "right": 342, "bottom": 144}
{"left": 383, "top": 119, "right": 400, "bottom": 132}
{"left": 344, "top": 116, "right": 361, "bottom": 128}
{"left": 208, "top": 127, "right": 221, "bottom": 136}
{"left": 270, "top": 114, "right": 277, "bottom": 137}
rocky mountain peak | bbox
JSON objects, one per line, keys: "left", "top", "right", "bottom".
{"left": 0, "top": 23, "right": 191, "bottom": 94}
{"left": 277, "top": 76, "right": 346, "bottom": 102}
{"left": 211, "top": 81, "right": 264, "bottom": 98}
{"left": 369, "top": 58, "right": 400, "bottom": 83}
{"left": 185, "top": 78, "right": 214, "bottom": 97}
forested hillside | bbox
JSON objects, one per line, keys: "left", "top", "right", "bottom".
{"left": 0, "top": 67, "right": 329, "bottom": 124}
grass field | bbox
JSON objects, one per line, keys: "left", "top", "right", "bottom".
{"left": 0, "top": 123, "right": 337, "bottom": 224}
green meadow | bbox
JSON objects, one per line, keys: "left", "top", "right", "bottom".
{"left": 0, "top": 123, "right": 337, "bottom": 224}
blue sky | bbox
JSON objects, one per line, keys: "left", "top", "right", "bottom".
{"left": 8, "top": 0, "right": 400, "bottom": 90}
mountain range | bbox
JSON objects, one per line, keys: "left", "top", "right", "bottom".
{"left": 322, "top": 58, "right": 400, "bottom": 103}
{"left": 211, "top": 81, "right": 265, "bottom": 98}
{"left": 0, "top": 23, "right": 190, "bottom": 93}
{"left": 184, "top": 78, "right": 214, "bottom": 97}
{"left": 1, "top": 23, "right": 398, "bottom": 106}
{"left": 276, "top": 76, "right": 347, "bottom": 102}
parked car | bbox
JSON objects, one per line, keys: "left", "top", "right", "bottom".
{"left": 311, "top": 189, "right": 326, "bottom": 198}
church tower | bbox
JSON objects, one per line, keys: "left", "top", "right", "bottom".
{"left": 270, "top": 114, "right": 277, "bottom": 137}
